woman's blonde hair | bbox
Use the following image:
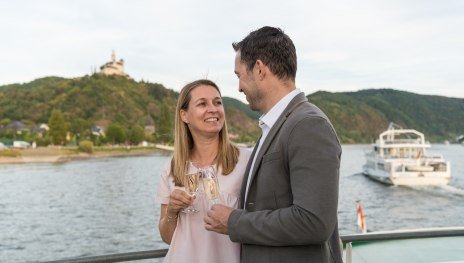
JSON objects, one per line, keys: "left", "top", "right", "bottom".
{"left": 170, "top": 79, "right": 239, "bottom": 186}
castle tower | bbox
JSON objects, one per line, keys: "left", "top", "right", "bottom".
{"left": 99, "top": 51, "right": 129, "bottom": 77}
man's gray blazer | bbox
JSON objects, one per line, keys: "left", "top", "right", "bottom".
{"left": 228, "top": 93, "right": 343, "bottom": 263}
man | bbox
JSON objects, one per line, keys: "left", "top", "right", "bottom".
{"left": 204, "top": 26, "right": 343, "bottom": 263}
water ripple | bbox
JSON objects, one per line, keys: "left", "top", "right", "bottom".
{"left": 1, "top": 146, "right": 463, "bottom": 262}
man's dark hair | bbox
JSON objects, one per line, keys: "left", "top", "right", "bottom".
{"left": 233, "top": 26, "right": 297, "bottom": 81}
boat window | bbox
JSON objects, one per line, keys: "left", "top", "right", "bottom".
{"left": 399, "top": 148, "right": 405, "bottom": 158}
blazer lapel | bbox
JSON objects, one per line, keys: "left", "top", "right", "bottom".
{"left": 246, "top": 93, "right": 308, "bottom": 197}
{"left": 240, "top": 135, "right": 261, "bottom": 208}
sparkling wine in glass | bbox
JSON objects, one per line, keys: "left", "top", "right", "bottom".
{"left": 181, "top": 171, "right": 200, "bottom": 213}
{"left": 202, "top": 166, "right": 220, "bottom": 204}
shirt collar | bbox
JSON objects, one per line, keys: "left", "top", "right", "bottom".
{"left": 259, "top": 88, "right": 302, "bottom": 130}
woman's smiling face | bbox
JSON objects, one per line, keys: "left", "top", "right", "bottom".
{"left": 180, "top": 84, "right": 225, "bottom": 136}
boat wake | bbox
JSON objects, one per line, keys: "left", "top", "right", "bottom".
{"left": 406, "top": 184, "right": 464, "bottom": 198}
{"left": 438, "top": 185, "right": 464, "bottom": 197}
{"left": 347, "top": 173, "right": 364, "bottom": 177}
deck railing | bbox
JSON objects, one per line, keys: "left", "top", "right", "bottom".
{"left": 44, "top": 249, "right": 168, "bottom": 263}
{"left": 44, "top": 227, "right": 464, "bottom": 263}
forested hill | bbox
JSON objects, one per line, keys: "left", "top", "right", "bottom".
{"left": 0, "top": 74, "right": 260, "bottom": 143}
{"left": 1, "top": 75, "right": 463, "bottom": 144}
{"left": 308, "top": 89, "right": 464, "bottom": 143}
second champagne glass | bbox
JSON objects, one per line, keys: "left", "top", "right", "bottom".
{"left": 181, "top": 171, "right": 200, "bottom": 213}
{"left": 202, "top": 165, "right": 220, "bottom": 205}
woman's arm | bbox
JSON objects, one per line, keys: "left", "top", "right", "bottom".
{"left": 158, "top": 189, "right": 193, "bottom": 244}
{"left": 159, "top": 204, "right": 179, "bottom": 244}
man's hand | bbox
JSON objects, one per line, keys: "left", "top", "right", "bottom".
{"left": 204, "top": 204, "right": 233, "bottom": 235}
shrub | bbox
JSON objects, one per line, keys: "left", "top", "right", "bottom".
{"left": 78, "top": 140, "right": 94, "bottom": 154}
{"left": 0, "top": 149, "right": 21, "bottom": 157}
{"left": 36, "top": 136, "right": 51, "bottom": 147}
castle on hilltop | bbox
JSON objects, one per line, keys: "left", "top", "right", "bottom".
{"left": 99, "top": 51, "right": 129, "bottom": 77}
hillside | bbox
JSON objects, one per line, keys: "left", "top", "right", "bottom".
{"left": 309, "top": 89, "right": 464, "bottom": 143}
{"left": 1, "top": 75, "right": 463, "bottom": 144}
{"left": 0, "top": 74, "right": 260, "bottom": 144}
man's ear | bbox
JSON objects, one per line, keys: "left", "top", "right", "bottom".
{"left": 180, "top": 110, "right": 189, "bottom": 124}
{"left": 255, "top": 59, "right": 266, "bottom": 81}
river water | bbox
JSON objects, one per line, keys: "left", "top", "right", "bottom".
{"left": 1, "top": 145, "right": 463, "bottom": 262}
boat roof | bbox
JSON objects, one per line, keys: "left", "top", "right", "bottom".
{"left": 376, "top": 123, "right": 430, "bottom": 148}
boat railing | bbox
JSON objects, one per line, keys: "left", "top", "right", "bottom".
{"left": 341, "top": 226, "right": 464, "bottom": 243}
{"left": 384, "top": 154, "right": 444, "bottom": 162}
{"left": 44, "top": 227, "right": 464, "bottom": 263}
{"left": 382, "top": 139, "right": 422, "bottom": 145}
{"left": 391, "top": 161, "right": 449, "bottom": 173}
{"left": 44, "top": 249, "right": 168, "bottom": 263}
{"left": 422, "top": 154, "right": 444, "bottom": 161}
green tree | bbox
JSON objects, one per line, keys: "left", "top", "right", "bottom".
{"left": 129, "top": 125, "right": 145, "bottom": 145}
{"left": 1, "top": 118, "right": 11, "bottom": 127}
{"left": 48, "top": 109, "right": 67, "bottom": 145}
{"left": 70, "top": 118, "right": 92, "bottom": 137}
{"left": 106, "top": 123, "right": 126, "bottom": 144}
{"left": 156, "top": 101, "right": 174, "bottom": 143}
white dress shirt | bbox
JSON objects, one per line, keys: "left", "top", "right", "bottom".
{"left": 244, "top": 88, "right": 302, "bottom": 203}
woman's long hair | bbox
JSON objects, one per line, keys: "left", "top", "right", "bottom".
{"left": 170, "top": 79, "right": 239, "bottom": 186}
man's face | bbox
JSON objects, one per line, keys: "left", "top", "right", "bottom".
{"left": 234, "top": 51, "right": 263, "bottom": 111}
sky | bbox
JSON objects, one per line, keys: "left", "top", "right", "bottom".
{"left": 1, "top": 0, "right": 463, "bottom": 102}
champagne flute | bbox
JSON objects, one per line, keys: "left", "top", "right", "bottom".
{"left": 181, "top": 171, "right": 200, "bottom": 213}
{"left": 202, "top": 165, "right": 220, "bottom": 205}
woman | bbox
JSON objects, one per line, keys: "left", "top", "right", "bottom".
{"left": 156, "top": 79, "right": 251, "bottom": 262}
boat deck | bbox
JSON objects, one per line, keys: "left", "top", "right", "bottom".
{"left": 347, "top": 236, "right": 464, "bottom": 262}
{"left": 46, "top": 227, "right": 464, "bottom": 263}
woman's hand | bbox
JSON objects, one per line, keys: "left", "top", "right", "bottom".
{"left": 159, "top": 188, "right": 195, "bottom": 244}
{"left": 167, "top": 188, "right": 194, "bottom": 214}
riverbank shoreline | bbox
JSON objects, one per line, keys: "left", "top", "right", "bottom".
{"left": 0, "top": 146, "right": 173, "bottom": 164}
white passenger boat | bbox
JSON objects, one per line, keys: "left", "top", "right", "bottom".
{"left": 362, "top": 123, "right": 451, "bottom": 186}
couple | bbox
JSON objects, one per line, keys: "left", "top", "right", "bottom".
{"left": 156, "top": 26, "right": 343, "bottom": 263}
